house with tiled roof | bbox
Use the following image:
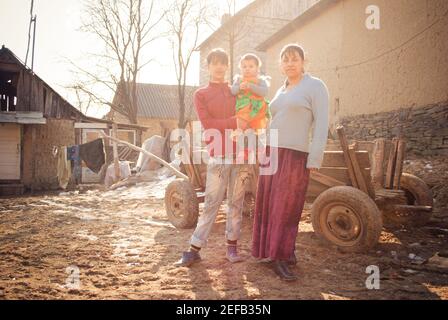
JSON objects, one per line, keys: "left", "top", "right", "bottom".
{"left": 106, "top": 83, "right": 198, "bottom": 141}
{"left": 0, "top": 46, "right": 148, "bottom": 193}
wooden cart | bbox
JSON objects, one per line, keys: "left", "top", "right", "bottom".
{"left": 164, "top": 149, "right": 258, "bottom": 229}
{"left": 164, "top": 126, "right": 433, "bottom": 253}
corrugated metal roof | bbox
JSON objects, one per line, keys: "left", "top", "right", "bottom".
{"left": 136, "top": 83, "right": 199, "bottom": 120}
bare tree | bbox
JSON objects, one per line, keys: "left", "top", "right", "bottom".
{"left": 73, "top": 86, "right": 93, "bottom": 115}
{"left": 67, "top": 0, "right": 166, "bottom": 124}
{"left": 166, "top": 0, "right": 215, "bottom": 129}
{"left": 222, "top": 0, "right": 253, "bottom": 80}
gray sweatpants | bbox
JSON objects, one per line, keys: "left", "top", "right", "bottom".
{"left": 190, "top": 157, "right": 251, "bottom": 248}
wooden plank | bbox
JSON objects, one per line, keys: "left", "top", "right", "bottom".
{"left": 310, "top": 171, "right": 345, "bottom": 187}
{"left": 182, "top": 161, "right": 200, "bottom": 188}
{"left": 336, "top": 126, "right": 359, "bottom": 188}
{"left": 385, "top": 138, "right": 399, "bottom": 189}
{"left": 374, "top": 188, "right": 407, "bottom": 206}
{"left": 16, "top": 118, "right": 46, "bottom": 124}
{"left": 348, "top": 144, "right": 369, "bottom": 195}
{"left": 0, "top": 113, "right": 17, "bottom": 122}
{"left": 393, "top": 139, "right": 406, "bottom": 190}
{"left": 350, "top": 142, "right": 375, "bottom": 198}
{"left": 45, "top": 91, "right": 53, "bottom": 117}
{"left": 0, "top": 63, "right": 21, "bottom": 72}
{"left": 190, "top": 161, "right": 204, "bottom": 189}
{"left": 318, "top": 167, "right": 351, "bottom": 184}
{"left": 31, "top": 76, "right": 40, "bottom": 112}
{"left": 371, "top": 138, "right": 385, "bottom": 189}
{"left": 306, "top": 180, "right": 330, "bottom": 197}
{"left": 321, "top": 150, "right": 371, "bottom": 168}
{"left": 15, "top": 111, "right": 44, "bottom": 118}
{"left": 74, "top": 122, "right": 108, "bottom": 129}
{"left": 325, "top": 140, "right": 375, "bottom": 153}
{"left": 112, "top": 123, "right": 121, "bottom": 183}
{"left": 392, "top": 205, "right": 432, "bottom": 212}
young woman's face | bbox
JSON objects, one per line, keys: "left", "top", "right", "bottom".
{"left": 240, "top": 59, "right": 259, "bottom": 78}
{"left": 208, "top": 59, "right": 228, "bottom": 82}
{"left": 280, "top": 51, "right": 304, "bottom": 79}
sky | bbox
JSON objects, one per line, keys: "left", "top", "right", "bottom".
{"left": 0, "top": 0, "right": 253, "bottom": 118}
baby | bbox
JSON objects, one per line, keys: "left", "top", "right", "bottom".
{"left": 231, "top": 53, "right": 271, "bottom": 132}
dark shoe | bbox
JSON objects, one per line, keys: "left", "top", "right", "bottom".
{"left": 272, "top": 260, "right": 297, "bottom": 281}
{"left": 174, "top": 251, "right": 201, "bottom": 267}
{"left": 287, "top": 253, "right": 297, "bottom": 266}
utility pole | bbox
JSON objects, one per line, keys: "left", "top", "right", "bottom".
{"left": 25, "top": 0, "right": 37, "bottom": 72}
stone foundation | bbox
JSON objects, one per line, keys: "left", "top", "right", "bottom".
{"left": 338, "top": 101, "right": 448, "bottom": 156}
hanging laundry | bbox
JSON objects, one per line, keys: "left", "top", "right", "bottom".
{"left": 57, "top": 146, "right": 71, "bottom": 189}
{"left": 67, "top": 145, "right": 79, "bottom": 161}
{"left": 67, "top": 145, "right": 81, "bottom": 181}
{"left": 79, "top": 138, "right": 106, "bottom": 174}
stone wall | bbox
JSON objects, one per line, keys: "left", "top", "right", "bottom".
{"left": 338, "top": 101, "right": 448, "bottom": 156}
{"left": 22, "top": 119, "right": 75, "bottom": 190}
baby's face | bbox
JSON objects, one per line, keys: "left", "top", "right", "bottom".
{"left": 240, "top": 59, "right": 259, "bottom": 79}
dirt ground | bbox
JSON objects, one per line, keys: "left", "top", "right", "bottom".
{"left": 0, "top": 176, "right": 447, "bottom": 300}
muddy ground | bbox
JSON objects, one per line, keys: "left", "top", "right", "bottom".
{"left": 0, "top": 176, "right": 447, "bottom": 300}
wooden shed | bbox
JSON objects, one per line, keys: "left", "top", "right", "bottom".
{"left": 0, "top": 46, "right": 147, "bottom": 195}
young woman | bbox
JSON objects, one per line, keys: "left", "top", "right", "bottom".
{"left": 252, "top": 44, "right": 329, "bottom": 281}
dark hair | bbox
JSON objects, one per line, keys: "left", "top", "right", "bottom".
{"left": 280, "top": 43, "right": 305, "bottom": 61}
{"left": 280, "top": 43, "right": 305, "bottom": 73}
{"left": 207, "top": 48, "right": 229, "bottom": 65}
{"left": 240, "top": 53, "right": 261, "bottom": 67}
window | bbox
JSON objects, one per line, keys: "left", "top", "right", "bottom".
{"left": 0, "top": 71, "right": 18, "bottom": 112}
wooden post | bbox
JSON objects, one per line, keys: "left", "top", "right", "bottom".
{"left": 336, "top": 126, "right": 358, "bottom": 188}
{"left": 31, "top": 125, "right": 36, "bottom": 193}
{"left": 371, "top": 138, "right": 385, "bottom": 189}
{"left": 112, "top": 123, "right": 121, "bottom": 183}
{"left": 393, "top": 139, "right": 406, "bottom": 190}
{"left": 348, "top": 144, "right": 369, "bottom": 195}
{"left": 385, "top": 138, "right": 399, "bottom": 189}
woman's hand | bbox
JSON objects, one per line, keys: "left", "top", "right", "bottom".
{"left": 309, "top": 168, "right": 319, "bottom": 173}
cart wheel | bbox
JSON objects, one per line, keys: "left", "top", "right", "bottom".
{"left": 311, "top": 186, "right": 382, "bottom": 253}
{"left": 165, "top": 179, "right": 199, "bottom": 229}
{"left": 384, "top": 173, "right": 433, "bottom": 227}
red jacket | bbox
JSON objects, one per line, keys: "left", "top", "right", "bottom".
{"left": 194, "top": 82, "right": 237, "bottom": 157}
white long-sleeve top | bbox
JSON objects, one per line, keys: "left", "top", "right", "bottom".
{"left": 267, "top": 73, "right": 329, "bottom": 169}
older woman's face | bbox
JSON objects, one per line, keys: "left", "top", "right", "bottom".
{"left": 281, "top": 51, "right": 303, "bottom": 79}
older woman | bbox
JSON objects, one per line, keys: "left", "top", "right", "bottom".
{"left": 252, "top": 44, "right": 329, "bottom": 281}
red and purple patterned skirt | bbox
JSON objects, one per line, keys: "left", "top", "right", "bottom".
{"left": 252, "top": 146, "right": 311, "bottom": 260}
